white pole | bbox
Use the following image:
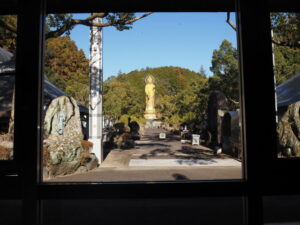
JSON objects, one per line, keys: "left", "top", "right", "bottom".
{"left": 271, "top": 29, "right": 278, "bottom": 123}
{"left": 89, "top": 14, "right": 103, "bottom": 163}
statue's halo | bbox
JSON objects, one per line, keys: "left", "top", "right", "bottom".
{"left": 145, "top": 74, "right": 155, "bottom": 84}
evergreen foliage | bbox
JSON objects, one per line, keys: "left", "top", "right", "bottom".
{"left": 271, "top": 13, "right": 300, "bottom": 85}
{"left": 274, "top": 45, "right": 300, "bottom": 84}
{"left": 45, "top": 36, "right": 89, "bottom": 107}
{"left": 209, "top": 39, "right": 240, "bottom": 109}
{"left": 0, "top": 15, "right": 17, "bottom": 55}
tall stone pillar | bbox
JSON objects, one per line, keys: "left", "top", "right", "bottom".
{"left": 88, "top": 15, "right": 103, "bottom": 163}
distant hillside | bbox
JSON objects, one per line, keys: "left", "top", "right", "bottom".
{"left": 103, "top": 66, "right": 208, "bottom": 124}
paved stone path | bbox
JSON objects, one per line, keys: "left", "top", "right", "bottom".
{"left": 101, "top": 128, "right": 239, "bottom": 167}
{"left": 47, "top": 128, "right": 242, "bottom": 182}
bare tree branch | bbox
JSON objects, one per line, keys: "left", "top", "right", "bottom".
{"left": 226, "top": 12, "right": 300, "bottom": 49}
{"left": 271, "top": 38, "right": 300, "bottom": 49}
{"left": 226, "top": 12, "right": 237, "bottom": 31}
{"left": 85, "top": 12, "right": 153, "bottom": 27}
{"left": 120, "top": 12, "right": 153, "bottom": 25}
{"left": 46, "top": 22, "right": 74, "bottom": 39}
{"left": 85, "top": 13, "right": 109, "bottom": 21}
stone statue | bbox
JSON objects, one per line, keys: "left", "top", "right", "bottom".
{"left": 144, "top": 75, "right": 157, "bottom": 120}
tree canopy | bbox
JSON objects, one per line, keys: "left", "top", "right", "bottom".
{"left": 0, "top": 13, "right": 152, "bottom": 108}
{"left": 0, "top": 15, "right": 17, "bottom": 54}
{"left": 271, "top": 13, "right": 300, "bottom": 84}
{"left": 0, "top": 13, "right": 152, "bottom": 40}
{"left": 103, "top": 66, "right": 208, "bottom": 124}
{"left": 271, "top": 13, "right": 300, "bottom": 49}
{"left": 209, "top": 39, "right": 239, "bottom": 107}
{"left": 227, "top": 12, "right": 300, "bottom": 85}
{"left": 3, "top": 12, "right": 300, "bottom": 126}
{"left": 45, "top": 36, "right": 89, "bottom": 107}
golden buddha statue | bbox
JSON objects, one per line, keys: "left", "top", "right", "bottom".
{"left": 144, "top": 75, "right": 157, "bottom": 120}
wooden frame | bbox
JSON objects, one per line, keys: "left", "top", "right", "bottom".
{"left": 1, "top": 0, "right": 300, "bottom": 224}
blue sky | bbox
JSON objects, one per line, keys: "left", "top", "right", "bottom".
{"left": 70, "top": 12, "right": 237, "bottom": 80}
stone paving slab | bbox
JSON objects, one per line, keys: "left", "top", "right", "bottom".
{"left": 47, "top": 166, "right": 242, "bottom": 182}
{"left": 46, "top": 128, "right": 242, "bottom": 182}
{"left": 129, "top": 158, "right": 241, "bottom": 167}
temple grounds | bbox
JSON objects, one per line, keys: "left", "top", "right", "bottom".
{"left": 47, "top": 128, "right": 242, "bottom": 182}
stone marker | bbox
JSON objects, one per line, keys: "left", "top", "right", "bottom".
{"left": 277, "top": 101, "right": 300, "bottom": 157}
{"left": 44, "top": 96, "right": 83, "bottom": 139}
{"left": 43, "top": 96, "right": 98, "bottom": 179}
{"left": 159, "top": 132, "right": 166, "bottom": 139}
{"left": 192, "top": 134, "right": 200, "bottom": 145}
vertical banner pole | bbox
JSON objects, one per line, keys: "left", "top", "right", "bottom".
{"left": 89, "top": 14, "right": 103, "bottom": 163}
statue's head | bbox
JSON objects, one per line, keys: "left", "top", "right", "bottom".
{"left": 145, "top": 75, "right": 155, "bottom": 84}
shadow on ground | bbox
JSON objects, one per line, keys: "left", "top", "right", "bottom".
{"left": 137, "top": 144, "right": 224, "bottom": 161}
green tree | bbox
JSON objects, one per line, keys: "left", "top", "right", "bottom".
{"left": 226, "top": 12, "right": 300, "bottom": 85}
{"left": 45, "top": 36, "right": 89, "bottom": 106}
{"left": 0, "top": 15, "right": 17, "bottom": 54}
{"left": 103, "top": 80, "right": 137, "bottom": 120}
{"left": 0, "top": 13, "right": 152, "bottom": 107}
{"left": 209, "top": 39, "right": 239, "bottom": 107}
{"left": 227, "top": 12, "right": 300, "bottom": 49}
{"left": 271, "top": 13, "right": 300, "bottom": 85}
{"left": 271, "top": 13, "right": 300, "bottom": 49}
{"left": 103, "top": 66, "right": 208, "bottom": 125}
{"left": 273, "top": 45, "right": 300, "bottom": 84}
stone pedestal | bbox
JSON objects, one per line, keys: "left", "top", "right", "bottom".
{"left": 145, "top": 119, "right": 154, "bottom": 128}
{"left": 144, "top": 112, "right": 157, "bottom": 120}
{"left": 88, "top": 138, "right": 102, "bottom": 162}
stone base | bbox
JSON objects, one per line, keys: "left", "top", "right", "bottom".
{"left": 88, "top": 138, "right": 103, "bottom": 163}
{"left": 145, "top": 119, "right": 153, "bottom": 128}
{"left": 145, "top": 119, "right": 162, "bottom": 128}
{"left": 144, "top": 112, "right": 157, "bottom": 120}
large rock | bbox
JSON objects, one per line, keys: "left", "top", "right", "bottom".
{"left": 0, "top": 145, "right": 13, "bottom": 160}
{"left": 44, "top": 96, "right": 83, "bottom": 139}
{"left": 0, "top": 133, "right": 13, "bottom": 160}
{"left": 43, "top": 96, "right": 98, "bottom": 179}
{"left": 277, "top": 101, "right": 300, "bottom": 157}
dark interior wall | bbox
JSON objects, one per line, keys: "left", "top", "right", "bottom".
{"left": 263, "top": 196, "right": 300, "bottom": 223}
{"left": 0, "top": 200, "right": 22, "bottom": 225}
{"left": 1, "top": 196, "right": 300, "bottom": 225}
{"left": 1, "top": 198, "right": 244, "bottom": 225}
{"left": 42, "top": 198, "right": 244, "bottom": 225}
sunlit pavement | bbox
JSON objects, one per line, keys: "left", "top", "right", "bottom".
{"left": 47, "top": 128, "right": 242, "bottom": 182}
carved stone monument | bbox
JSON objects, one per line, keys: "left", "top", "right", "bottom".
{"left": 43, "top": 96, "right": 98, "bottom": 179}
{"left": 277, "top": 101, "right": 300, "bottom": 157}
{"left": 192, "top": 134, "right": 200, "bottom": 145}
